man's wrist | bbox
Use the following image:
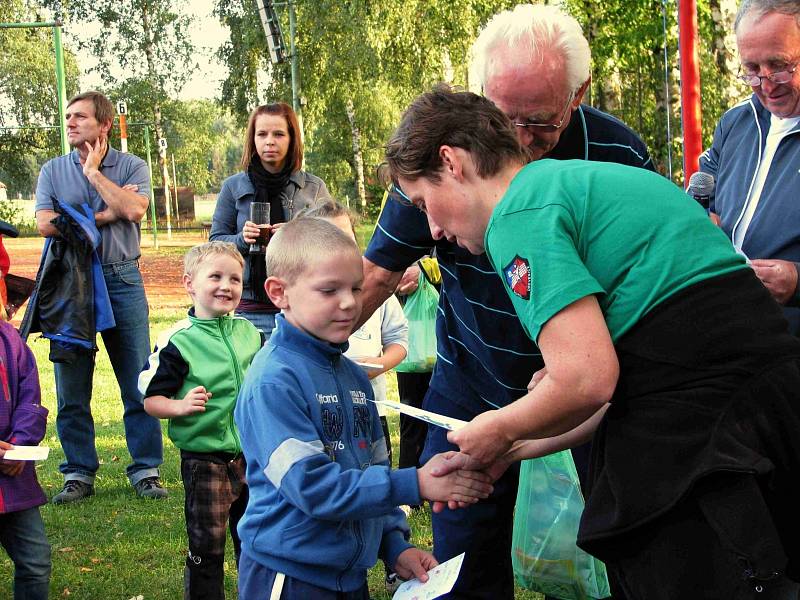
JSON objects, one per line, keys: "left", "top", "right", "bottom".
{"left": 84, "top": 167, "right": 101, "bottom": 186}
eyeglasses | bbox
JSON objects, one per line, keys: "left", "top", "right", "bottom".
{"left": 512, "top": 92, "right": 575, "bottom": 133}
{"left": 737, "top": 64, "right": 798, "bottom": 87}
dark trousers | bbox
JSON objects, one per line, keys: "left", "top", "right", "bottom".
{"left": 397, "top": 371, "right": 431, "bottom": 470}
{"left": 379, "top": 415, "right": 392, "bottom": 467}
{"left": 421, "top": 388, "right": 520, "bottom": 599}
{"left": 181, "top": 453, "right": 248, "bottom": 600}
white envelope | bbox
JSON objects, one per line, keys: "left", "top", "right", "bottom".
{"left": 2, "top": 446, "right": 50, "bottom": 461}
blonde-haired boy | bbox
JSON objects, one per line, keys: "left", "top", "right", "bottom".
{"left": 139, "top": 241, "right": 262, "bottom": 599}
{"left": 235, "top": 218, "right": 492, "bottom": 598}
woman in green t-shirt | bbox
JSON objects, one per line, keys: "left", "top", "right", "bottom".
{"left": 385, "top": 86, "right": 800, "bottom": 598}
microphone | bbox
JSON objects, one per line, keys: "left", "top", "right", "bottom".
{"left": 687, "top": 171, "right": 715, "bottom": 208}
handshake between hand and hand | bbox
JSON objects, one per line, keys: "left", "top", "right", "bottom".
{"left": 416, "top": 451, "right": 505, "bottom": 512}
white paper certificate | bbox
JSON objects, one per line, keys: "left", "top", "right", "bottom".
{"left": 2, "top": 446, "right": 50, "bottom": 461}
{"left": 393, "top": 552, "right": 465, "bottom": 600}
{"left": 372, "top": 399, "right": 468, "bottom": 431}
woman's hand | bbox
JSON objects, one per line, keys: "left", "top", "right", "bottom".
{"left": 447, "top": 410, "right": 513, "bottom": 468}
{"left": 242, "top": 220, "right": 260, "bottom": 244}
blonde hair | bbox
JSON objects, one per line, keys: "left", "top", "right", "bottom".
{"left": 184, "top": 241, "right": 244, "bottom": 277}
{"left": 266, "top": 217, "right": 360, "bottom": 283}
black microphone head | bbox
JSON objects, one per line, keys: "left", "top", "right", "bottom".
{"left": 687, "top": 171, "right": 715, "bottom": 197}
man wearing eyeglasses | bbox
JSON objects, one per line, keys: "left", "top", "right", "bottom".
{"left": 361, "top": 5, "right": 653, "bottom": 599}
{"left": 700, "top": 0, "right": 800, "bottom": 334}
{"left": 473, "top": 5, "right": 654, "bottom": 169}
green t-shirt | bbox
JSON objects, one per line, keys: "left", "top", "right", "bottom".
{"left": 485, "top": 159, "right": 747, "bottom": 343}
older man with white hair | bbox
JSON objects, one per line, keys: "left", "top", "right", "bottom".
{"left": 361, "top": 5, "right": 653, "bottom": 598}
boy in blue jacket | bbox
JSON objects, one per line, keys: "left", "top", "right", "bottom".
{"left": 235, "top": 217, "right": 493, "bottom": 599}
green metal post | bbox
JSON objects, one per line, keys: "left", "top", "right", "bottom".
{"left": 144, "top": 126, "right": 159, "bottom": 249}
{"left": 53, "top": 24, "right": 69, "bottom": 155}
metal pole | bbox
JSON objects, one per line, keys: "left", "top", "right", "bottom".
{"left": 0, "top": 21, "right": 59, "bottom": 28}
{"left": 163, "top": 159, "right": 172, "bottom": 239}
{"left": 144, "top": 125, "right": 159, "bottom": 249}
{"left": 171, "top": 153, "right": 179, "bottom": 224}
{"left": 53, "top": 24, "right": 69, "bottom": 155}
{"left": 288, "top": 1, "right": 304, "bottom": 142}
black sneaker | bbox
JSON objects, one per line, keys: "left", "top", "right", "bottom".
{"left": 52, "top": 480, "right": 95, "bottom": 505}
{"left": 133, "top": 476, "right": 168, "bottom": 499}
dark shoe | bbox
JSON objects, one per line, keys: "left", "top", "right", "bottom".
{"left": 52, "top": 480, "right": 95, "bottom": 505}
{"left": 133, "top": 476, "right": 168, "bottom": 499}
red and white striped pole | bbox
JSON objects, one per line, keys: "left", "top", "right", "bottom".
{"left": 117, "top": 101, "right": 128, "bottom": 153}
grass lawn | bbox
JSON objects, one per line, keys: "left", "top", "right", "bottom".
{"left": 0, "top": 242, "right": 542, "bottom": 599}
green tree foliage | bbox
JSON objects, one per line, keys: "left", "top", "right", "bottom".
{"left": 42, "top": 0, "right": 200, "bottom": 197}
{"left": 0, "top": 0, "right": 80, "bottom": 198}
{"left": 104, "top": 79, "right": 242, "bottom": 194}
{"left": 566, "top": 0, "right": 747, "bottom": 182}
{"left": 217, "top": 0, "right": 749, "bottom": 198}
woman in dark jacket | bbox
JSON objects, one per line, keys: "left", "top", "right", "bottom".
{"left": 210, "top": 102, "right": 330, "bottom": 338}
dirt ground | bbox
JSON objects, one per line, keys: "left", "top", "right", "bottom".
{"left": 4, "top": 232, "right": 204, "bottom": 322}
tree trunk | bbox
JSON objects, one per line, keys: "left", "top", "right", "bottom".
{"left": 141, "top": 0, "right": 172, "bottom": 230}
{"left": 709, "top": 0, "right": 740, "bottom": 105}
{"left": 345, "top": 98, "right": 366, "bottom": 212}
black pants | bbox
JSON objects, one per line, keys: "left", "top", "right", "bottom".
{"left": 397, "top": 371, "right": 431, "bottom": 470}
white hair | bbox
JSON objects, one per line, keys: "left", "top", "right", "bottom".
{"left": 470, "top": 3, "right": 591, "bottom": 93}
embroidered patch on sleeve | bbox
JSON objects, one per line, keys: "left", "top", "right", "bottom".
{"left": 504, "top": 256, "right": 531, "bottom": 300}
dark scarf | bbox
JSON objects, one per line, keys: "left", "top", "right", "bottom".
{"left": 247, "top": 154, "right": 293, "bottom": 225}
{"left": 246, "top": 156, "right": 294, "bottom": 304}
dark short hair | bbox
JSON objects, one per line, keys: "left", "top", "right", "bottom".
{"left": 240, "top": 102, "right": 303, "bottom": 171}
{"left": 385, "top": 84, "right": 528, "bottom": 183}
{"left": 67, "top": 91, "right": 115, "bottom": 130}
{"left": 735, "top": 0, "right": 800, "bottom": 29}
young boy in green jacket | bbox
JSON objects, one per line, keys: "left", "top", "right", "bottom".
{"left": 139, "top": 241, "right": 262, "bottom": 599}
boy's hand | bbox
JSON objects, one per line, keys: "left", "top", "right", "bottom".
{"left": 393, "top": 547, "right": 438, "bottom": 583}
{"left": 427, "top": 451, "right": 510, "bottom": 513}
{"left": 179, "top": 386, "right": 211, "bottom": 416}
{"left": 0, "top": 441, "right": 24, "bottom": 477}
{"left": 417, "top": 452, "right": 493, "bottom": 505}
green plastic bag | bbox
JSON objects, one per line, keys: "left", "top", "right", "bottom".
{"left": 512, "top": 451, "right": 610, "bottom": 600}
{"left": 395, "top": 271, "right": 439, "bottom": 373}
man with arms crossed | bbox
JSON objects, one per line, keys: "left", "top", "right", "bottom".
{"left": 36, "top": 91, "right": 165, "bottom": 504}
{"left": 361, "top": 5, "right": 653, "bottom": 598}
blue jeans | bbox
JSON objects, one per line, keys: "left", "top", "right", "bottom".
{"left": 421, "top": 388, "right": 520, "bottom": 600}
{"left": 54, "top": 260, "right": 163, "bottom": 485}
{"left": 235, "top": 310, "right": 276, "bottom": 341}
{"left": 0, "top": 507, "right": 51, "bottom": 599}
